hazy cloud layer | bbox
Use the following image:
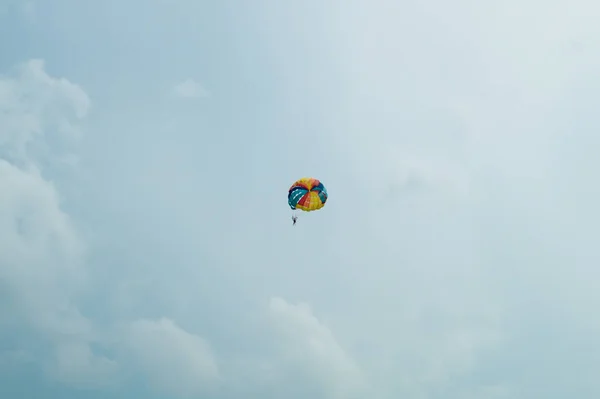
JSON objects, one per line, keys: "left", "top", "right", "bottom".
{"left": 2, "top": 1, "right": 600, "bottom": 398}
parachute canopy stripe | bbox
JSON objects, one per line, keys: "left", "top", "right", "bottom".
{"left": 288, "top": 177, "right": 328, "bottom": 212}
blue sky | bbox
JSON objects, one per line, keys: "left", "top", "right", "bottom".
{"left": 1, "top": 0, "right": 600, "bottom": 398}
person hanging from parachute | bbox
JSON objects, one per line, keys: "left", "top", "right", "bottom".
{"left": 287, "top": 177, "right": 328, "bottom": 225}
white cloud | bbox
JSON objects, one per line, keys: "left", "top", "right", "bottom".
{"left": 268, "top": 297, "right": 367, "bottom": 399}
{"left": 172, "top": 78, "right": 209, "bottom": 98}
{"left": 0, "top": 58, "right": 225, "bottom": 396}
{"left": 0, "top": 59, "right": 115, "bottom": 388}
{"left": 124, "top": 318, "right": 220, "bottom": 397}
{"left": 0, "top": 59, "right": 89, "bottom": 167}
{"left": 0, "top": 62, "right": 87, "bottom": 315}
{"left": 48, "top": 341, "right": 118, "bottom": 388}
{"left": 251, "top": 2, "right": 600, "bottom": 396}
{"left": 3, "top": 1, "right": 600, "bottom": 397}
{"left": 0, "top": 60, "right": 225, "bottom": 396}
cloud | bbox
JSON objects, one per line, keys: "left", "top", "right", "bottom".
{"left": 0, "top": 58, "right": 87, "bottom": 264}
{"left": 0, "top": 59, "right": 90, "bottom": 168}
{"left": 0, "top": 58, "right": 226, "bottom": 397}
{"left": 123, "top": 318, "right": 220, "bottom": 397}
{"left": 172, "top": 78, "right": 209, "bottom": 98}
{"left": 49, "top": 341, "right": 118, "bottom": 388}
{"left": 0, "top": 59, "right": 229, "bottom": 396}
{"left": 0, "top": 59, "right": 107, "bottom": 387}
{"left": 268, "top": 297, "right": 367, "bottom": 399}
{"left": 3, "top": 1, "right": 600, "bottom": 398}
{"left": 251, "top": 1, "right": 600, "bottom": 397}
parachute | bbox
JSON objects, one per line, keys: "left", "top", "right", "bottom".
{"left": 288, "top": 178, "right": 328, "bottom": 224}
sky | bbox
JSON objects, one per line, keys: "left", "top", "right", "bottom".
{"left": 1, "top": 0, "right": 600, "bottom": 398}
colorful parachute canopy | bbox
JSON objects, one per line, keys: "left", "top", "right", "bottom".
{"left": 288, "top": 177, "right": 328, "bottom": 212}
